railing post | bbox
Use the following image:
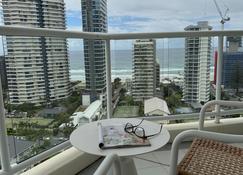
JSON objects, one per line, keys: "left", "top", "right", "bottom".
{"left": 215, "top": 35, "right": 224, "bottom": 124}
{"left": 105, "top": 39, "right": 112, "bottom": 119}
{"left": 0, "top": 77, "right": 11, "bottom": 172}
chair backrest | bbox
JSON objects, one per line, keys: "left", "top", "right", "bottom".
{"left": 169, "top": 100, "right": 243, "bottom": 175}
{"left": 199, "top": 100, "right": 243, "bottom": 130}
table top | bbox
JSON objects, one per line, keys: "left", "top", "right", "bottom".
{"left": 70, "top": 118, "right": 170, "bottom": 157}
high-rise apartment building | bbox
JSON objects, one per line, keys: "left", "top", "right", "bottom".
{"left": 81, "top": 0, "right": 107, "bottom": 103}
{"left": 214, "top": 37, "right": 242, "bottom": 85}
{"left": 183, "top": 21, "right": 212, "bottom": 103}
{"left": 222, "top": 37, "right": 243, "bottom": 90}
{"left": 2, "top": 0, "right": 71, "bottom": 105}
{"left": 132, "top": 39, "right": 158, "bottom": 102}
{"left": 222, "top": 52, "right": 243, "bottom": 90}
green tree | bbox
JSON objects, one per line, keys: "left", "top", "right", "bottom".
{"left": 114, "top": 77, "right": 121, "bottom": 89}
{"left": 16, "top": 102, "right": 37, "bottom": 112}
{"left": 166, "top": 93, "right": 182, "bottom": 109}
{"left": 62, "top": 124, "right": 75, "bottom": 138}
{"left": 125, "top": 96, "right": 135, "bottom": 106}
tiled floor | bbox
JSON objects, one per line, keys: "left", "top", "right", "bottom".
{"left": 134, "top": 142, "right": 190, "bottom": 175}
{"left": 78, "top": 142, "right": 243, "bottom": 175}
{"left": 78, "top": 142, "right": 190, "bottom": 175}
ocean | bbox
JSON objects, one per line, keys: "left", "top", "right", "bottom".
{"left": 69, "top": 48, "right": 215, "bottom": 82}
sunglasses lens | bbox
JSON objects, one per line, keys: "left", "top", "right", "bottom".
{"left": 125, "top": 123, "right": 133, "bottom": 133}
{"left": 134, "top": 127, "right": 144, "bottom": 137}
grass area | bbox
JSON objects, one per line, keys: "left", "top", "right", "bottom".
{"left": 113, "top": 106, "right": 139, "bottom": 118}
{"left": 5, "top": 117, "right": 54, "bottom": 128}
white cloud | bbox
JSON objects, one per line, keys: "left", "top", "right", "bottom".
{"left": 64, "top": 0, "right": 81, "bottom": 11}
{"left": 64, "top": 0, "right": 243, "bottom": 50}
{"left": 64, "top": 0, "right": 243, "bottom": 33}
{"left": 67, "top": 39, "right": 83, "bottom": 51}
{"left": 107, "top": 0, "right": 243, "bottom": 32}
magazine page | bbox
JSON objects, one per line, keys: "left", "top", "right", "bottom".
{"left": 98, "top": 123, "right": 151, "bottom": 149}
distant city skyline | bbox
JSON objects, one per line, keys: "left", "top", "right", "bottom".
{"left": 64, "top": 0, "right": 243, "bottom": 50}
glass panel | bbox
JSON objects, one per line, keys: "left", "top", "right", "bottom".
{"left": 0, "top": 34, "right": 5, "bottom": 170}
{"left": 111, "top": 36, "right": 220, "bottom": 123}
{"left": 220, "top": 35, "right": 243, "bottom": 118}
{"left": 111, "top": 40, "right": 137, "bottom": 118}
{"left": 3, "top": 36, "right": 87, "bottom": 163}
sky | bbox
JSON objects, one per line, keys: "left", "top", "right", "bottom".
{"left": 64, "top": 0, "right": 243, "bottom": 50}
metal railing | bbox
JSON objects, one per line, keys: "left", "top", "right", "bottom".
{"left": 0, "top": 25, "right": 243, "bottom": 175}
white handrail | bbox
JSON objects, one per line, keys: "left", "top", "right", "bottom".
{"left": 94, "top": 153, "right": 121, "bottom": 175}
{"left": 0, "top": 25, "right": 243, "bottom": 40}
{"left": 105, "top": 30, "right": 243, "bottom": 40}
{"left": 0, "top": 26, "right": 106, "bottom": 39}
{"left": 199, "top": 100, "right": 243, "bottom": 130}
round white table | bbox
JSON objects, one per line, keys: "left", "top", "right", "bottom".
{"left": 70, "top": 118, "right": 170, "bottom": 175}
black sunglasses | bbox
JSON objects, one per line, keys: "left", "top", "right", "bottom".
{"left": 124, "top": 119, "right": 163, "bottom": 139}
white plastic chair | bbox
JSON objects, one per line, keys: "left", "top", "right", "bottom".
{"left": 169, "top": 100, "right": 243, "bottom": 175}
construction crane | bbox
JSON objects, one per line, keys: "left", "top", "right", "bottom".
{"left": 213, "top": 0, "right": 230, "bottom": 29}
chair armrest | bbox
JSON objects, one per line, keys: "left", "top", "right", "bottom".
{"left": 199, "top": 100, "right": 243, "bottom": 130}
{"left": 94, "top": 153, "right": 121, "bottom": 175}
{"left": 169, "top": 129, "right": 243, "bottom": 175}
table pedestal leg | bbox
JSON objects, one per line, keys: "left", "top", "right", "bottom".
{"left": 120, "top": 157, "right": 138, "bottom": 175}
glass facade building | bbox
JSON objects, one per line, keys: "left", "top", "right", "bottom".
{"left": 81, "top": 0, "right": 107, "bottom": 103}
{"left": 222, "top": 52, "right": 243, "bottom": 89}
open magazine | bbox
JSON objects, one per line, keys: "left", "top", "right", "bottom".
{"left": 98, "top": 122, "right": 151, "bottom": 149}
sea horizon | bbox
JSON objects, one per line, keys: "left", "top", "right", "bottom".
{"left": 69, "top": 48, "right": 215, "bottom": 82}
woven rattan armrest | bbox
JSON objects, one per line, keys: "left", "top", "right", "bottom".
{"left": 177, "top": 138, "right": 243, "bottom": 175}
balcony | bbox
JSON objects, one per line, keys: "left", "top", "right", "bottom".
{"left": 0, "top": 26, "right": 243, "bottom": 175}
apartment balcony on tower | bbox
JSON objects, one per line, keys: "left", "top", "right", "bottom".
{"left": 0, "top": 0, "right": 243, "bottom": 175}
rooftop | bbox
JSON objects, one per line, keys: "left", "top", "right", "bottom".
{"left": 144, "top": 97, "right": 170, "bottom": 116}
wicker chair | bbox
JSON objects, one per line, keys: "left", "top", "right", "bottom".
{"left": 169, "top": 100, "right": 243, "bottom": 175}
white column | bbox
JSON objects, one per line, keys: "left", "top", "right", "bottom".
{"left": 105, "top": 40, "right": 112, "bottom": 119}
{"left": 215, "top": 35, "right": 224, "bottom": 123}
{"left": 0, "top": 77, "right": 11, "bottom": 172}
